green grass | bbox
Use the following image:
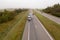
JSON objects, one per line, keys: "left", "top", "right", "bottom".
{"left": 34, "top": 11, "right": 60, "bottom": 40}
{"left": 15, "top": 13, "right": 28, "bottom": 40}
{"left": 0, "top": 11, "right": 28, "bottom": 40}
{"left": 3, "top": 12, "right": 28, "bottom": 40}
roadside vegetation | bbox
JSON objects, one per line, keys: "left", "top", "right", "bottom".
{"left": 0, "top": 9, "right": 28, "bottom": 40}
{"left": 43, "top": 4, "right": 60, "bottom": 17}
{"left": 34, "top": 11, "right": 60, "bottom": 40}
{"left": 0, "top": 9, "right": 28, "bottom": 23}
{"left": 3, "top": 11, "right": 28, "bottom": 40}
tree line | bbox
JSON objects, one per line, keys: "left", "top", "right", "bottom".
{"left": 0, "top": 9, "right": 28, "bottom": 23}
{"left": 43, "top": 4, "right": 60, "bottom": 17}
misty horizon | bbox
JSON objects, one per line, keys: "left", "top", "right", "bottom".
{"left": 0, "top": 0, "right": 60, "bottom": 9}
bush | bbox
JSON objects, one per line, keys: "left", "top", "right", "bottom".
{"left": 0, "top": 10, "right": 15, "bottom": 23}
{"left": 0, "top": 9, "right": 28, "bottom": 23}
{"left": 43, "top": 4, "right": 60, "bottom": 17}
{"left": 52, "top": 13, "right": 60, "bottom": 17}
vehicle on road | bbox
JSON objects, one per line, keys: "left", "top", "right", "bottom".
{"left": 27, "top": 15, "right": 32, "bottom": 21}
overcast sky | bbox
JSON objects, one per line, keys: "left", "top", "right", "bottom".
{"left": 0, "top": 0, "right": 60, "bottom": 9}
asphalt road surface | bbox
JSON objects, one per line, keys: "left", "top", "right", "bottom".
{"left": 35, "top": 10, "right": 60, "bottom": 24}
{"left": 22, "top": 12, "right": 54, "bottom": 40}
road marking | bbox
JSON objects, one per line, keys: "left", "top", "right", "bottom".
{"left": 35, "top": 10, "right": 60, "bottom": 24}
{"left": 34, "top": 15, "right": 54, "bottom": 40}
{"left": 28, "top": 22, "right": 30, "bottom": 40}
{"left": 40, "top": 22, "right": 54, "bottom": 40}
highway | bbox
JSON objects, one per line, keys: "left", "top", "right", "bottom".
{"left": 22, "top": 11, "right": 53, "bottom": 40}
{"left": 35, "top": 10, "right": 60, "bottom": 24}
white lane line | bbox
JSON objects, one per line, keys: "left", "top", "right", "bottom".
{"left": 40, "top": 22, "right": 54, "bottom": 40}
{"left": 35, "top": 10, "right": 60, "bottom": 24}
{"left": 28, "top": 22, "right": 30, "bottom": 40}
{"left": 34, "top": 15, "right": 54, "bottom": 40}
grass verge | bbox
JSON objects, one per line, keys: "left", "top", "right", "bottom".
{"left": 34, "top": 11, "right": 60, "bottom": 40}
{"left": 3, "top": 11, "right": 28, "bottom": 40}
{"left": 0, "top": 11, "right": 28, "bottom": 40}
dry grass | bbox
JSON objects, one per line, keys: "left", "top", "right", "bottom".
{"left": 3, "top": 12, "right": 28, "bottom": 40}
{"left": 0, "top": 11, "right": 28, "bottom": 40}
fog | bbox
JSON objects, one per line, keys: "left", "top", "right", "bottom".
{"left": 0, "top": 0, "right": 60, "bottom": 9}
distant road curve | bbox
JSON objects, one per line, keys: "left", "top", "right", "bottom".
{"left": 35, "top": 10, "right": 60, "bottom": 24}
